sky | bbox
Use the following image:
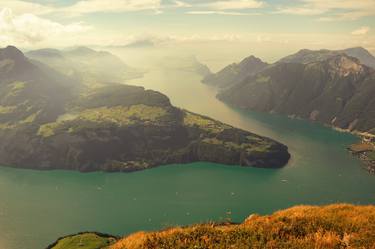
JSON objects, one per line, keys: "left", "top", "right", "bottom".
{"left": 0, "top": 0, "right": 374, "bottom": 62}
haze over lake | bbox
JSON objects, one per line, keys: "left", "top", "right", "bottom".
{"left": 0, "top": 49, "right": 374, "bottom": 249}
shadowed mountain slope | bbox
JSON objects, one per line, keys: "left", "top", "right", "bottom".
{"left": 205, "top": 48, "right": 375, "bottom": 135}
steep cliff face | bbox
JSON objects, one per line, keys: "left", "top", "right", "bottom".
{"left": 217, "top": 52, "right": 375, "bottom": 135}
{"left": 0, "top": 46, "right": 290, "bottom": 172}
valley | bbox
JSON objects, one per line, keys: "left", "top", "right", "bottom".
{"left": 1, "top": 1, "right": 375, "bottom": 248}
{"left": 0, "top": 46, "right": 374, "bottom": 249}
{"left": 0, "top": 46, "right": 290, "bottom": 172}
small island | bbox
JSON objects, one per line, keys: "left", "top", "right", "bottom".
{"left": 349, "top": 135, "right": 375, "bottom": 174}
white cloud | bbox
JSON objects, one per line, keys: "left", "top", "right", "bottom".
{"left": 351, "top": 26, "right": 370, "bottom": 35}
{"left": 64, "top": 0, "right": 161, "bottom": 14}
{"left": 172, "top": 1, "right": 191, "bottom": 8}
{"left": 0, "top": 0, "right": 52, "bottom": 15}
{"left": 0, "top": 8, "right": 91, "bottom": 46}
{"left": 0, "top": 0, "right": 174, "bottom": 16}
{"left": 187, "top": 10, "right": 258, "bottom": 15}
{"left": 184, "top": 0, "right": 263, "bottom": 15}
{"left": 275, "top": 7, "right": 326, "bottom": 15}
{"left": 276, "top": 0, "right": 375, "bottom": 20}
{"left": 0, "top": 0, "right": 264, "bottom": 17}
{"left": 206, "top": 0, "right": 264, "bottom": 10}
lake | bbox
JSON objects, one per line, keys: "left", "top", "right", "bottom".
{"left": 0, "top": 65, "right": 374, "bottom": 249}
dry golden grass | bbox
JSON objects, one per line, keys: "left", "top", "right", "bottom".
{"left": 110, "top": 204, "right": 375, "bottom": 249}
{"left": 350, "top": 143, "right": 374, "bottom": 153}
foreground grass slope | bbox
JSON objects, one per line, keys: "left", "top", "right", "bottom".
{"left": 49, "top": 204, "right": 375, "bottom": 249}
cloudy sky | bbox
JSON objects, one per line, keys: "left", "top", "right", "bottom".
{"left": 0, "top": 0, "right": 374, "bottom": 56}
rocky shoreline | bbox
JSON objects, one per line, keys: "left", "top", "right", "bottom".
{"left": 348, "top": 135, "right": 375, "bottom": 174}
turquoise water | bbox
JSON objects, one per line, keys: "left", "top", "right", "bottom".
{"left": 0, "top": 68, "right": 374, "bottom": 249}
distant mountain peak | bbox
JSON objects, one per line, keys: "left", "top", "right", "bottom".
{"left": 202, "top": 54, "right": 268, "bottom": 88}
{"left": 343, "top": 47, "right": 375, "bottom": 68}
{"left": 346, "top": 46, "right": 368, "bottom": 52}
{"left": 280, "top": 47, "right": 375, "bottom": 69}
{"left": 343, "top": 47, "right": 373, "bottom": 57}
{"left": 65, "top": 46, "right": 96, "bottom": 56}
{"left": 245, "top": 55, "right": 257, "bottom": 59}
{"left": 0, "top": 45, "right": 26, "bottom": 61}
{"left": 0, "top": 45, "right": 34, "bottom": 77}
{"left": 241, "top": 55, "right": 264, "bottom": 64}
{"left": 296, "top": 48, "right": 313, "bottom": 54}
{"left": 27, "top": 48, "right": 63, "bottom": 58}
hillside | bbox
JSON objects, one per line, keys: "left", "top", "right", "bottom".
{"left": 217, "top": 52, "right": 375, "bottom": 135}
{"left": 204, "top": 46, "right": 375, "bottom": 90}
{"left": 26, "top": 47, "right": 143, "bottom": 85}
{"left": 47, "top": 204, "right": 375, "bottom": 249}
{"left": 202, "top": 55, "right": 268, "bottom": 88}
{"left": 0, "top": 46, "right": 289, "bottom": 172}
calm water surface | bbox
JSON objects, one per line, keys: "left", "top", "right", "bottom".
{"left": 0, "top": 66, "right": 374, "bottom": 249}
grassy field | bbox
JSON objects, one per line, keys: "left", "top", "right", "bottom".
{"left": 47, "top": 204, "right": 375, "bottom": 249}
{"left": 49, "top": 204, "right": 374, "bottom": 249}
{"left": 349, "top": 143, "right": 374, "bottom": 153}
{"left": 183, "top": 112, "right": 231, "bottom": 133}
{"left": 38, "top": 104, "right": 168, "bottom": 137}
{"left": 49, "top": 233, "right": 116, "bottom": 249}
{"left": 367, "top": 151, "right": 375, "bottom": 161}
{"left": 111, "top": 204, "right": 375, "bottom": 249}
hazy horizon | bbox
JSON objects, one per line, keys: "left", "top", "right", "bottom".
{"left": 0, "top": 0, "right": 374, "bottom": 67}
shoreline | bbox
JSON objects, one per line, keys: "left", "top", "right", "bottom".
{"left": 347, "top": 136, "right": 375, "bottom": 175}
{"left": 248, "top": 108, "right": 375, "bottom": 174}
{"left": 270, "top": 112, "right": 375, "bottom": 175}
{"left": 268, "top": 112, "right": 375, "bottom": 174}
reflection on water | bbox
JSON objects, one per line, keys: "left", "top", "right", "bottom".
{"left": 0, "top": 60, "right": 374, "bottom": 249}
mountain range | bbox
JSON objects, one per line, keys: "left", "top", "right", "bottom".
{"left": 204, "top": 47, "right": 375, "bottom": 135}
{"left": 279, "top": 47, "right": 375, "bottom": 68}
{"left": 26, "top": 47, "right": 143, "bottom": 85}
{"left": 0, "top": 46, "right": 289, "bottom": 172}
